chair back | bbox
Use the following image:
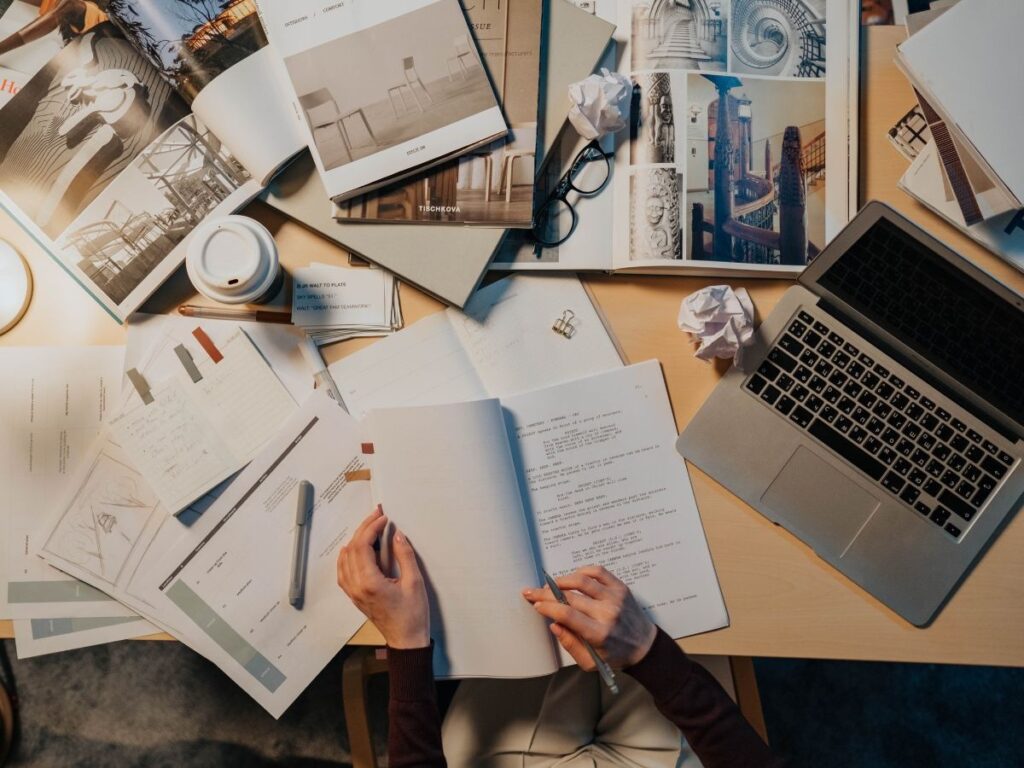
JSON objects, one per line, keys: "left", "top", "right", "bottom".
{"left": 454, "top": 34, "right": 471, "bottom": 55}
{"left": 298, "top": 88, "right": 337, "bottom": 114}
{"left": 403, "top": 57, "right": 415, "bottom": 71}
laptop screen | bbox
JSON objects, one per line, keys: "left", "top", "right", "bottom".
{"left": 817, "top": 217, "right": 1024, "bottom": 428}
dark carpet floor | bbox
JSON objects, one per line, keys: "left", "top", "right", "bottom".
{"left": 1, "top": 639, "right": 1022, "bottom": 767}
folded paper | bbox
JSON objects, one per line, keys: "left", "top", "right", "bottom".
{"left": 678, "top": 286, "right": 756, "bottom": 364}
{"left": 567, "top": 68, "right": 631, "bottom": 140}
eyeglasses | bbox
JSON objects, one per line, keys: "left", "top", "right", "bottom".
{"left": 531, "top": 140, "right": 614, "bottom": 248}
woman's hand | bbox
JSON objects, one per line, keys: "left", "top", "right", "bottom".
{"left": 523, "top": 565, "right": 657, "bottom": 670}
{"left": 337, "top": 506, "right": 429, "bottom": 650}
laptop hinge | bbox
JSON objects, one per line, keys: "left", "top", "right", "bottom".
{"left": 817, "top": 300, "right": 1020, "bottom": 442}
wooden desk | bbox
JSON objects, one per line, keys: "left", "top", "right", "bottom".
{"left": 2, "top": 27, "right": 1021, "bottom": 666}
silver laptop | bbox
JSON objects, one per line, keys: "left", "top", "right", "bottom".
{"left": 677, "top": 202, "right": 1023, "bottom": 626}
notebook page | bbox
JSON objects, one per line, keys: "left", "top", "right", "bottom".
{"left": 450, "top": 276, "right": 624, "bottom": 397}
{"left": 110, "top": 377, "right": 236, "bottom": 516}
{"left": 368, "top": 399, "right": 559, "bottom": 679}
{"left": 501, "top": 362, "right": 729, "bottom": 647}
{"left": 328, "top": 313, "right": 486, "bottom": 420}
{"left": 190, "top": 331, "right": 297, "bottom": 464}
{"left": 109, "top": 331, "right": 297, "bottom": 514}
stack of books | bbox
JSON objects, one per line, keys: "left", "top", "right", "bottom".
{"left": 892, "top": 0, "right": 1023, "bottom": 272}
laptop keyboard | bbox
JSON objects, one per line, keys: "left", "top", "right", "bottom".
{"left": 744, "top": 310, "right": 1015, "bottom": 540}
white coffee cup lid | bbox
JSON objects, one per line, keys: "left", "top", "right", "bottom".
{"left": 0, "top": 240, "right": 32, "bottom": 335}
{"left": 186, "top": 216, "right": 280, "bottom": 304}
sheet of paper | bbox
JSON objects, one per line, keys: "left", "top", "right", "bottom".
{"left": 135, "top": 392, "right": 372, "bottom": 718}
{"left": 0, "top": 346, "right": 135, "bottom": 620}
{"left": 501, "top": 362, "right": 729, "bottom": 645}
{"left": 13, "top": 616, "right": 155, "bottom": 659}
{"left": 110, "top": 330, "right": 297, "bottom": 514}
{"left": 368, "top": 399, "right": 558, "bottom": 679}
{"left": 451, "top": 275, "right": 623, "bottom": 395}
{"left": 36, "top": 319, "right": 311, "bottom": 641}
{"left": 329, "top": 313, "right": 488, "bottom": 419}
{"left": 37, "top": 432, "right": 228, "bottom": 645}
{"left": 329, "top": 275, "right": 622, "bottom": 419}
{"left": 291, "top": 265, "right": 393, "bottom": 329}
{"left": 125, "top": 314, "right": 314, "bottom": 404}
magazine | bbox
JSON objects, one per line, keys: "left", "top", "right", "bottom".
{"left": 253, "top": 0, "right": 509, "bottom": 203}
{"left": 494, "top": 0, "right": 860, "bottom": 278}
{"left": 0, "top": 0, "right": 308, "bottom": 322}
{"left": 331, "top": 0, "right": 543, "bottom": 227}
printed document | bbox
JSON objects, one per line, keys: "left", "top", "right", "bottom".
{"left": 367, "top": 362, "right": 728, "bottom": 677}
{"left": 0, "top": 346, "right": 133, "bottom": 620}
{"left": 138, "top": 392, "right": 372, "bottom": 718}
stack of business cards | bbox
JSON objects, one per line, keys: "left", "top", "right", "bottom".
{"left": 291, "top": 263, "right": 403, "bottom": 345}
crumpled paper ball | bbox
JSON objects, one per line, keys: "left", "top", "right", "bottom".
{"left": 567, "top": 68, "right": 631, "bottom": 140}
{"left": 678, "top": 286, "right": 756, "bottom": 364}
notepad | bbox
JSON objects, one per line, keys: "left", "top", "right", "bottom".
{"left": 109, "top": 329, "right": 297, "bottom": 515}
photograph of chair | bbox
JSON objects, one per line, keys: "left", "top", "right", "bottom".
{"left": 446, "top": 34, "right": 476, "bottom": 81}
{"left": 58, "top": 115, "right": 251, "bottom": 304}
{"left": 394, "top": 56, "right": 434, "bottom": 113}
{"left": 300, "top": 90, "right": 380, "bottom": 164}
{"left": 284, "top": 2, "right": 501, "bottom": 172}
{"left": 497, "top": 147, "right": 537, "bottom": 203}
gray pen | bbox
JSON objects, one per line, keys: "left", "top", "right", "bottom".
{"left": 289, "top": 481, "right": 314, "bottom": 609}
{"left": 543, "top": 571, "right": 619, "bottom": 695}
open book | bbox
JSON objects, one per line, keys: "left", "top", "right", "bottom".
{"left": 495, "top": 0, "right": 861, "bottom": 278}
{"left": 367, "top": 361, "right": 728, "bottom": 678}
{"left": 0, "top": 1, "right": 307, "bottom": 322}
{"left": 254, "top": 0, "right": 508, "bottom": 203}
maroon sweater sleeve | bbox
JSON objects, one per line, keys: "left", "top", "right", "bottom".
{"left": 626, "top": 629, "right": 785, "bottom": 768}
{"left": 387, "top": 645, "right": 447, "bottom": 768}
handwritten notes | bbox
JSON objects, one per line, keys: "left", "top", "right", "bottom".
{"left": 109, "top": 330, "right": 296, "bottom": 515}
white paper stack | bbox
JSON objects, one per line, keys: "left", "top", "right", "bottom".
{"left": 892, "top": 0, "right": 1024, "bottom": 273}
{"left": 291, "top": 263, "right": 403, "bottom": 345}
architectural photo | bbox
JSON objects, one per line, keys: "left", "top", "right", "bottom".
{"left": 631, "top": 72, "right": 681, "bottom": 165}
{"left": 629, "top": 166, "right": 684, "bottom": 261}
{"left": 630, "top": 0, "right": 728, "bottom": 72}
{"left": 729, "top": 0, "right": 826, "bottom": 78}
{"left": 685, "top": 73, "right": 825, "bottom": 265}
{"left": 58, "top": 114, "right": 250, "bottom": 304}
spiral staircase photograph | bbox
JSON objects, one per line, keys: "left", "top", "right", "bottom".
{"left": 730, "top": 0, "right": 827, "bottom": 77}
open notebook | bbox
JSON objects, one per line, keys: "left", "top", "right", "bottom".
{"left": 365, "top": 361, "right": 728, "bottom": 678}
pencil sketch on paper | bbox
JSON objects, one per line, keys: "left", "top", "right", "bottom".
{"left": 41, "top": 445, "right": 162, "bottom": 586}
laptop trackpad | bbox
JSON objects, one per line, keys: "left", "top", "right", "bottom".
{"left": 761, "top": 447, "right": 880, "bottom": 557}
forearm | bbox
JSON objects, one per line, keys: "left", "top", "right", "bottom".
{"left": 0, "top": 11, "right": 59, "bottom": 55}
{"left": 387, "top": 645, "right": 446, "bottom": 768}
{"left": 626, "top": 629, "right": 785, "bottom": 768}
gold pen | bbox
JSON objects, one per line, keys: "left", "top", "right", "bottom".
{"left": 178, "top": 305, "right": 293, "bottom": 324}
{"left": 543, "top": 571, "right": 619, "bottom": 695}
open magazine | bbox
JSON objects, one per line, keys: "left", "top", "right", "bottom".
{"left": 495, "top": 0, "right": 860, "bottom": 278}
{"left": 0, "top": 0, "right": 307, "bottom": 322}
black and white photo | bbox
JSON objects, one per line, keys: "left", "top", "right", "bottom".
{"left": 56, "top": 113, "right": 251, "bottom": 304}
{"left": 285, "top": 2, "right": 499, "bottom": 173}
{"left": 728, "top": 0, "right": 826, "bottom": 78}
{"left": 0, "top": 23, "right": 187, "bottom": 238}
{"left": 630, "top": 0, "right": 728, "bottom": 73}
